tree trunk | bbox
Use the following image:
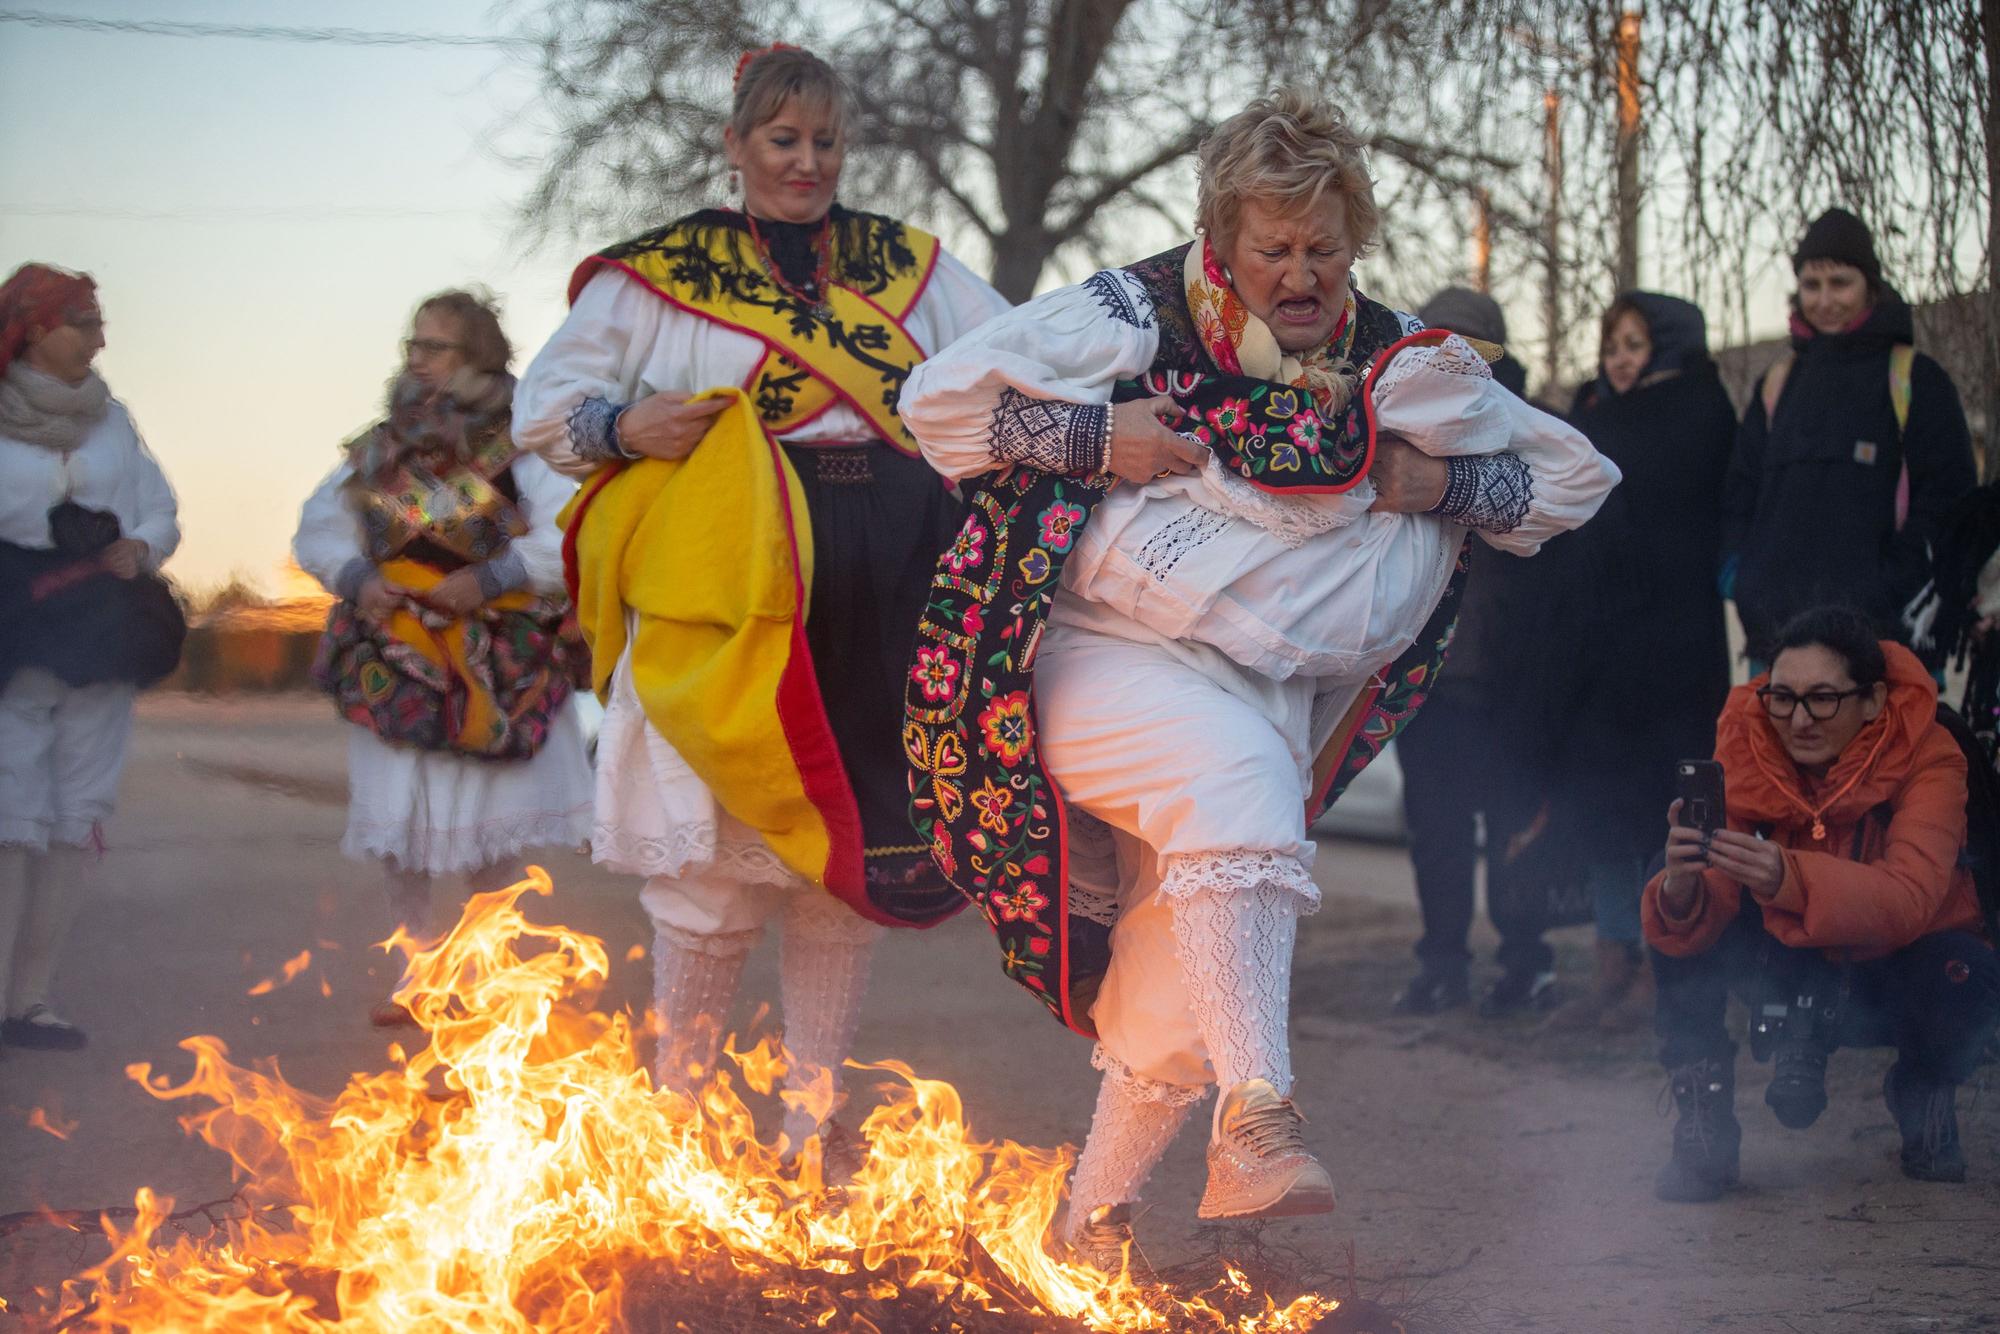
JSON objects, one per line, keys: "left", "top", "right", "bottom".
{"left": 989, "top": 225, "right": 1054, "bottom": 304}
{"left": 1982, "top": 0, "right": 2000, "bottom": 480}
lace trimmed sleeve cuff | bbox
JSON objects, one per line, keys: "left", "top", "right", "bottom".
{"left": 986, "top": 387, "right": 1110, "bottom": 475}
{"left": 1432, "top": 452, "right": 1533, "bottom": 534}
{"left": 566, "top": 395, "right": 633, "bottom": 466}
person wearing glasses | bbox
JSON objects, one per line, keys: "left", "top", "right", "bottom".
{"left": 0, "top": 262, "right": 183, "bottom": 1052}
{"left": 1643, "top": 605, "right": 1998, "bottom": 1202}
{"left": 293, "top": 289, "right": 593, "bottom": 1026}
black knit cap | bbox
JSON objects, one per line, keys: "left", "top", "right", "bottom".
{"left": 1792, "top": 207, "right": 1881, "bottom": 288}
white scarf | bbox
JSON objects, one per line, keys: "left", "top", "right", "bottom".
{"left": 0, "top": 361, "right": 110, "bottom": 453}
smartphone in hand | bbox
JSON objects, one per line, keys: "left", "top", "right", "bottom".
{"left": 1675, "top": 760, "right": 1726, "bottom": 837}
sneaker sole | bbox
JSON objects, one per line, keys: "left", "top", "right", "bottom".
{"left": 1197, "top": 1176, "right": 1337, "bottom": 1220}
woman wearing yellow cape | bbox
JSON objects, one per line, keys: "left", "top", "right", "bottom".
{"left": 514, "top": 46, "right": 1007, "bottom": 1157}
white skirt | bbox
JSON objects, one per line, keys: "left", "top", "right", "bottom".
{"left": 341, "top": 700, "right": 594, "bottom": 875}
{"left": 590, "top": 646, "right": 802, "bottom": 890}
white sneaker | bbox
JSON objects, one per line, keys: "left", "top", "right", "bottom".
{"left": 1198, "top": 1078, "right": 1336, "bottom": 1220}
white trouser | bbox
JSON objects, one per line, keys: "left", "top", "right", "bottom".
{"left": 1035, "top": 617, "right": 1330, "bottom": 1097}
{"left": 0, "top": 668, "right": 137, "bottom": 852}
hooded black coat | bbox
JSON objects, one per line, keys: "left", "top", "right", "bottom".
{"left": 1554, "top": 293, "right": 1737, "bottom": 863}
{"left": 1725, "top": 289, "right": 1976, "bottom": 660}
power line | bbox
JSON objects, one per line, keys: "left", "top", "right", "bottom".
{"left": 0, "top": 9, "right": 536, "bottom": 50}
{"left": 3, "top": 204, "right": 488, "bottom": 222}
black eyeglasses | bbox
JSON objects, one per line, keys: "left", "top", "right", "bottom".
{"left": 1757, "top": 685, "right": 1867, "bottom": 721}
{"left": 404, "top": 337, "right": 463, "bottom": 357}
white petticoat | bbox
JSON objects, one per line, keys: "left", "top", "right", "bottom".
{"left": 590, "top": 646, "right": 800, "bottom": 888}
{"left": 341, "top": 701, "right": 594, "bottom": 875}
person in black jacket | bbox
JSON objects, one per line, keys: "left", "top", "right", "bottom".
{"left": 1544, "top": 292, "right": 1737, "bottom": 1031}
{"left": 1725, "top": 209, "right": 1976, "bottom": 666}
{"left": 1390, "top": 288, "right": 1564, "bottom": 1019}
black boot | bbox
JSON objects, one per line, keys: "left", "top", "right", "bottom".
{"left": 1883, "top": 1063, "right": 1967, "bottom": 1183}
{"left": 1391, "top": 966, "right": 1470, "bottom": 1015}
{"left": 1477, "top": 967, "right": 1561, "bottom": 1018}
{"left": 1655, "top": 1056, "right": 1742, "bottom": 1202}
{"left": 1764, "top": 1039, "right": 1830, "bottom": 1129}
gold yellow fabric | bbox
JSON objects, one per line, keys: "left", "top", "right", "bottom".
{"left": 562, "top": 388, "right": 858, "bottom": 893}
{"left": 371, "top": 557, "right": 542, "bottom": 754}
{"left": 588, "top": 216, "right": 940, "bottom": 456}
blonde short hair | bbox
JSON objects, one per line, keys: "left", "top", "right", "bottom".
{"left": 1196, "top": 89, "right": 1379, "bottom": 254}
{"left": 730, "top": 46, "right": 847, "bottom": 140}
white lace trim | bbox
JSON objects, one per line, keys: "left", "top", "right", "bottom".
{"left": 1158, "top": 849, "right": 1320, "bottom": 913}
{"left": 1197, "top": 455, "right": 1365, "bottom": 548}
{"left": 343, "top": 805, "right": 590, "bottom": 877}
{"left": 1069, "top": 883, "right": 1122, "bottom": 926}
{"left": 1134, "top": 506, "right": 1232, "bottom": 581}
{"left": 591, "top": 819, "right": 802, "bottom": 888}
{"left": 1091, "top": 1043, "right": 1212, "bottom": 1107}
{"left": 1372, "top": 332, "right": 1492, "bottom": 400}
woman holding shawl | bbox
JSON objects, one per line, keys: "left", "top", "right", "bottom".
{"left": 900, "top": 90, "right": 1618, "bottom": 1262}
{"left": 294, "top": 290, "right": 592, "bottom": 1027}
{"left": 512, "top": 45, "right": 1006, "bottom": 1157}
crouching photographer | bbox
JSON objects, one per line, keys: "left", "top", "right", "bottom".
{"left": 1642, "top": 606, "right": 1999, "bottom": 1202}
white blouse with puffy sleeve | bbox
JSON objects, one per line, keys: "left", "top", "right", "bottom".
{"left": 901, "top": 268, "right": 1620, "bottom": 683}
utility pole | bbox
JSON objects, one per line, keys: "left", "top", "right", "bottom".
{"left": 1613, "top": 8, "right": 1643, "bottom": 294}
{"left": 1543, "top": 86, "right": 1564, "bottom": 396}
{"left": 1472, "top": 186, "right": 1493, "bottom": 294}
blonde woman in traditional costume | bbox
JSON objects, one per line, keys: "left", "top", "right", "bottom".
{"left": 294, "top": 291, "right": 593, "bottom": 1027}
{"left": 899, "top": 90, "right": 1620, "bottom": 1262}
{"left": 0, "top": 263, "right": 183, "bottom": 1053}
{"left": 513, "top": 46, "right": 1007, "bottom": 1155}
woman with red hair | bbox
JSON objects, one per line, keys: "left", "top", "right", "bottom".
{"left": 0, "top": 262, "right": 182, "bottom": 1053}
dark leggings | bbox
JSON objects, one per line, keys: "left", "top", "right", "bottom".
{"left": 1652, "top": 901, "right": 2000, "bottom": 1082}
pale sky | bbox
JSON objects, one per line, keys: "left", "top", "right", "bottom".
{"left": 0, "top": 0, "right": 572, "bottom": 594}
{"left": 2, "top": 1, "right": 1815, "bottom": 596}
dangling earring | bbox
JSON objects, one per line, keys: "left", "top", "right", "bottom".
{"left": 728, "top": 168, "right": 741, "bottom": 196}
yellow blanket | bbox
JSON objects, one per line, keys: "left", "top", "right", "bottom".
{"left": 561, "top": 389, "right": 866, "bottom": 904}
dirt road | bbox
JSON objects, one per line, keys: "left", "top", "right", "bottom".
{"left": 2, "top": 696, "right": 1993, "bottom": 1331}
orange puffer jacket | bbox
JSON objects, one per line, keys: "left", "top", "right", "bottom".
{"left": 1642, "top": 641, "right": 1985, "bottom": 962}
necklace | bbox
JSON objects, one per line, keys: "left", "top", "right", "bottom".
{"left": 743, "top": 211, "right": 834, "bottom": 316}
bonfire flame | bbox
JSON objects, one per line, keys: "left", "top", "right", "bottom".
{"left": 57, "top": 872, "right": 1338, "bottom": 1332}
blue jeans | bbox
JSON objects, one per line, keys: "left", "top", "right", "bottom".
{"left": 1587, "top": 855, "right": 1647, "bottom": 946}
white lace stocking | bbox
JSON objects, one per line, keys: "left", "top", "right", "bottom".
{"left": 1065, "top": 1058, "right": 1201, "bottom": 1231}
{"left": 1165, "top": 855, "right": 1306, "bottom": 1100}
{"left": 777, "top": 893, "right": 881, "bottom": 1148}
{"left": 651, "top": 922, "right": 754, "bottom": 1095}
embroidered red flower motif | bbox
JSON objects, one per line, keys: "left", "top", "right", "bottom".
{"left": 910, "top": 645, "right": 960, "bottom": 702}
{"left": 968, "top": 778, "right": 1015, "bottom": 834}
{"left": 1287, "top": 415, "right": 1321, "bottom": 452}
{"left": 978, "top": 691, "right": 1033, "bottom": 766}
{"left": 1037, "top": 501, "right": 1085, "bottom": 553}
{"left": 1206, "top": 397, "right": 1251, "bottom": 433}
{"left": 931, "top": 824, "right": 956, "bottom": 878}
{"left": 1028, "top": 935, "right": 1051, "bottom": 956}
{"left": 990, "top": 881, "right": 1049, "bottom": 922}
{"left": 962, "top": 603, "right": 985, "bottom": 635}
{"left": 942, "top": 522, "right": 987, "bottom": 573}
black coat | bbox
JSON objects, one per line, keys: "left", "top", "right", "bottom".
{"left": 1725, "top": 290, "right": 1976, "bottom": 659}
{"left": 1557, "top": 357, "right": 1738, "bottom": 858}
